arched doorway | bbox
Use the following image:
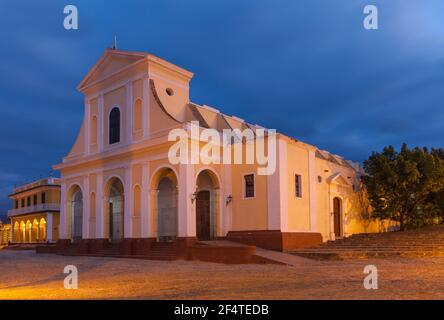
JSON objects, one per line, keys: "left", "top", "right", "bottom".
{"left": 20, "top": 221, "right": 25, "bottom": 243}
{"left": 89, "top": 192, "right": 96, "bottom": 239}
{"left": 333, "top": 197, "right": 342, "bottom": 237}
{"left": 26, "top": 220, "right": 32, "bottom": 242}
{"left": 39, "top": 218, "right": 46, "bottom": 241}
{"left": 195, "top": 170, "right": 219, "bottom": 241}
{"left": 153, "top": 168, "right": 178, "bottom": 242}
{"left": 13, "top": 222, "right": 19, "bottom": 243}
{"left": 70, "top": 186, "right": 83, "bottom": 242}
{"left": 109, "top": 107, "right": 121, "bottom": 144}
{"left": 32, "top": 219, "right": 39, "bottom": 242}
{"left": 107, "top": 178, "right": 124, "bottom": 243}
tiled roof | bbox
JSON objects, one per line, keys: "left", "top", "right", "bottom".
{"left": 188, "top": 101, "right": 359, "bottom": 170}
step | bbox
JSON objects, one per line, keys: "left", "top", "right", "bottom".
{"left": 291, "top": 226, "right": 444, "bottom": 260}
{"left": 292, "top": 250, "right": 444, "bottom": 261}
{"left": 294, "top": 245, "right": 444, "bottom": 250}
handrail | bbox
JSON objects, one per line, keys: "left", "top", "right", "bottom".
{"left": 7, "top": 203, "right": 60, "bottom": 217}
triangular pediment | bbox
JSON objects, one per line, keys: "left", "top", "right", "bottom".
{"left": 78, "top": 49, "right": 147, "bottom": 91}
{"left": 327, "top": 173, "right": 351, "bottom": 186}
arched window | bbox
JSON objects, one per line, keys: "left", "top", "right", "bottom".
{"left": 72, "top": 188, "right": 83, "bottom": 241}
{"left": 109, "top": 107, "right": 121, "bottom": 144}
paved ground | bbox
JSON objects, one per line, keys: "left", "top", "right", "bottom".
{"left": 1, "top": 250, "right": 444, "bottom": 299}
{"left": 200, "top": 240, "right": 312, "bottom": 266}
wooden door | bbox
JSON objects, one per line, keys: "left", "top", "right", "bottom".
{"left": 333, "top": 197, "right": 342, "bottom": 237}
{"left": 196, "top": 191, "right": 211, "bottom": 241}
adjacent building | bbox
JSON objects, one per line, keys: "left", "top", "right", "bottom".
{"left": 8, "top": 178, "right": 61, "bottom": 243}
{"left": 0, "top": 221, "right": 11, "bottom": 245}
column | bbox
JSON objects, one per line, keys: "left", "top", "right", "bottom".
{"left": 46, "top": 213, "right": 54, "bottom": 242}
{"left": 82, "top": 176, "right": 90, "bottom": 239}
{"left": 97, "top": 94, "right": 104, "bottom": 152}
{"left": 343, "top": 199, "right": 349, "bottom": 237}
{"left": 214, "top": 189, "right": 222, "bottom": 238}
{"left": 10, "top": 218, "right": 14, "bottom": 243}
{"left": 150, "top": 189, "right": 158, "bottom": 239}
{"left": 329, "top": 195, "right": 335, "bottom": 240}
{"left": 95, "top": 173, "right": 104, "bottom": 238}
{"left": 126, "top": 82, "right": 133, "bottom": 144}
{"left": 142, "top": 77, "right": 149, "bottom": 138}
{"left": 124, "top": 166, "right": 133, "bottom": 238}
{"left": 222, "top": 164, "right": 232, "bottom": 236}
{"left": 84, "top": 99, "right": 91, "bottom": 154}
{"left": 308, "top": 149, "right": 317, "bottom": 232}
{"left": 60, "top": 182, "right": 67, "bottom": 239}
{"left": 141, "top": 163, "right": 150, "bottom": 237}
{"left": 267, "top": 138, "right": 288, "bottom": 231}
{"left": 178, "top": 163, "right": 195, "bottom": 237}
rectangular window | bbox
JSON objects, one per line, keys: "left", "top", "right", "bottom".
{"left": 41, "top": 192, "right": 46, "bottom": 204}
{"left": 21, "top": 199, "right": 24, "bottom": 208}
{"left": 27, "top": 197, "right": 31, "bottom": 207}
{"left": 244, "top": 174, "right": 255, "bottom": 198}
{"left": 15, "top": 200, "right": 18, "bottom": 209}
{"left": 295, "top": 174, "right": 302, "bottom": 198}
{"left": 33, "top": 194, "right": 37, "bottom": 205}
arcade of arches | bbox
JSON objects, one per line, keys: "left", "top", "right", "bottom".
{"left": 11, "top": 214, "right": 59, "bottom": 243}
{"left": 8, "top": 178, "right": 61, "bottom": 244}
{"left": 58, "top": 166, "right": 225, "bottom": 253}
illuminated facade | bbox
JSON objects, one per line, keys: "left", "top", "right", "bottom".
{"left": 8, "top": 178, "right": 61, "bottom": 243}
{"left": 53, "top": 49, "right": 391, "bottom": 254}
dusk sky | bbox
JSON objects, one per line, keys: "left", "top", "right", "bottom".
{"left": 1, "top": 0, "right": 444, "bottom": 216}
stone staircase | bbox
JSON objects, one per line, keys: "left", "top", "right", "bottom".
{"left": 145, "top": 242, "right": 178, "bottom": 261}
{"left": 95, "top": 244, "right": 121, "bottom": 256}
{"left": 60, "top": 243, "right": 81, "bottom": 255}
{"left": 291, "top": 225, "right": 444, "bottom": 260}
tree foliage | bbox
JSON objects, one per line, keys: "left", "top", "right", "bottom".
{"left": 362, "top": 144, "right": 444, "bottom": 230}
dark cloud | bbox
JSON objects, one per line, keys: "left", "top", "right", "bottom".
{"left": 1, "top": 0, "right": 444, "bottom": 215}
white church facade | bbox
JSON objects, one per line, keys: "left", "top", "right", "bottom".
{"left": 53, "top": 48, "right": 388, "bottom": 257}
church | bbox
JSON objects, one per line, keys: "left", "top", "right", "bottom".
{"left": 53, "top": 48, "right": 390, "bottom": 257}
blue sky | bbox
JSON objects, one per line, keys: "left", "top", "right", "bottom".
{"left": 1, "top": 0, "right": 444, "bottom": 216}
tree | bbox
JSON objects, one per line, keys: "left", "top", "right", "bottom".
{"left": 362, "top": 144, "right": 444, "bottom": 230}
